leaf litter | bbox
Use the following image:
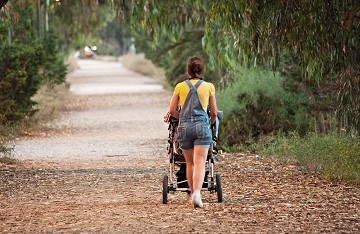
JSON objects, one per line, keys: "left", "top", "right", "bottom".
{"left": 0, "top": 153, "right": 359, "bottom": 233}
{"left": 1, "top": 59, "right": 359, "bottom": 233}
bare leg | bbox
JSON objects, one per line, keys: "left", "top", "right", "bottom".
{"left": 192, "top": 146, "right": 208, "bottom": 194}
{"left": 182, "top": 149, "right": 194, "bottom": 193}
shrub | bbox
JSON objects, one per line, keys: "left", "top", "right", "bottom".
{"left": 0, "top": 33, "right": 68, "bottom": 125}
{"left": 217, "top": 67, "right": 310, "bottom": 147}
{"left": 0, "top": 42, "right": 45, "bottom": 124}
{"left": 41, "top": 30, "right": 68, "bottom": 84}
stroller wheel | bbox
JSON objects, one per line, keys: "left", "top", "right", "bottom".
{"left": 216, "top": 174, "right": 223, "bottom": 202}
{"left": 162, "top": 174, "right": 169, "bottom": 204}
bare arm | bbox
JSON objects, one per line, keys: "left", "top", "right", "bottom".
{"left": 169, "top": 93, "right": 180, "bottom": 119}
{"left": 209, "top": 94, "right": 218, "bottom": 124}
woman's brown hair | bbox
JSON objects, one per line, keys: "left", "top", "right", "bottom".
{"left": 187, "top": 57, "right": 204, "bottom": 78}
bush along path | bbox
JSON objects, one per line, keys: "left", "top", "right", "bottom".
{"left": 0, "top": 59, "right": 359, "bottom": 233}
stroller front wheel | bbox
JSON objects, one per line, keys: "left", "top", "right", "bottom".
{"left": 216, "top": 174, "right": 223, "bottom": 202}
{"left": 162, "top": 174, "right": 169, "bottom": 204}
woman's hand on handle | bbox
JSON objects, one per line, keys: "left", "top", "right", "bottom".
{"left": 163, "top": 111, "right": 171, "bottom": 123}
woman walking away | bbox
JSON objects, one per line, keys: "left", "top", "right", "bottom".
{"left": 164, "top": 56, "right": 218, "bottom": 208}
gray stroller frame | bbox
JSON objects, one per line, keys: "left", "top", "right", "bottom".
{"left": 162, "top": 111, "right": 223, "bottom": 204}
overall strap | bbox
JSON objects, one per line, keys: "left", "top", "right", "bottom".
{"left": 184, "top": 79, "right": 204, "bottom": 90}
{"left": 179, "top": 79, "right": 207, "bottom": 122}
{"left": 194, "top": 79, "right": 204, "bottom": 89}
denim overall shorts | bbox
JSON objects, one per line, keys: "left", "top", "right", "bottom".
{"left": 176, "top": 79, "right": 212, "bottom": 150}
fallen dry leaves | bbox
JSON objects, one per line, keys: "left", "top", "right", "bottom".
{"left": 0, "top": 153, "right": 359, "bottom": 233}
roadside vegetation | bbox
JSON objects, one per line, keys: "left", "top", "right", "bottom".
{"left": 215, "top": 64, "right": 359, "bottom": 184}
{"left": 0, "top": 1, "right": 112, "bottom": 161}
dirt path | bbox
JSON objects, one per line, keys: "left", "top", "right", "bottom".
{"left": 1, "top": 59, "right": 359, "bottom": 233}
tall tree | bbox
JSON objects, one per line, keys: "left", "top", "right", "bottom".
{"left": 210, "top": 0, "right": 360, "bottom": 132}
{"left": 114, "top": 0, "right": 359, "bottom": 133}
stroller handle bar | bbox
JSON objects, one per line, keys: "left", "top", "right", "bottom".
{"left": 168, "top": 111, "right": 223, "bottom": 141}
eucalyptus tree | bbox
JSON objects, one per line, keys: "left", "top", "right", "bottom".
{"left": 113, "top": 0, "right": 359, "bottom": 133}
{"left": 113, "top": 0, "right": 221, "bottom": 84}
{"left": 210, "top": 0, "right": 360, "bottom": 132}
{"left": 2, "top": 0, "right": 358, "bottom": 132}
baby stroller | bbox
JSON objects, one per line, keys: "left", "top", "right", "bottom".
{"left": 162, "top": 111, "right": 223, "bottom": 204}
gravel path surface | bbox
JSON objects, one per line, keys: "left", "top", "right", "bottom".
{"left": 13, "top": 59, "right": 169, "bottom": 166}
{"left": 1, "top": 59, "right": 359, "bottom": 233}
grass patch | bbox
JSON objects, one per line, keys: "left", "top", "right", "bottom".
{"left": 65, "top": 55, "right": 80, "bottom": 73}
{"left": 257, "top": 134, "right": 360, "bottom": 184}
{"left": 24, "top": 53, "right": 77, "bottom": 127}
{"left": 26, "top": 82, "right": 70, "bottom": 127}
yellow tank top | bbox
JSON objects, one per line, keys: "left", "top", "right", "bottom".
{"left": 174, "top": 80, "right": 215, "bottom": 111}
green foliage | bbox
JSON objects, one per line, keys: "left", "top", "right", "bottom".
{"left": 210, "top": 0, "right": 360, "bottom": 133}
{"left": 217, "top": 67, "right": 310, "bottom": 146}
{"left": 258, "top": 134, "right": 360, "bottom": 184}
{"left": 114, "top": 0, "right": 360, "bottom": 133}
{"left": 279, "top": 53, "right": 341, "bottom": 134}
{"left": 97, "top": 15, "right": 126, "bottom": 56}
{"left": 41, "top": 30, "right": 67, "bottom": 84}
{"left": 51, "top": 1, "right": 116, "bottom": 53}
{"left": 115, "top": 0, "right": 218, "bottom": 85}
{"left": 0, "top": 42, "right": 45, "bottom": 123}
{"left": 0, "top": 2, "right": 68, "bottom": 126}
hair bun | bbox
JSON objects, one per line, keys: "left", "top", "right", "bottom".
{"left": 187, "top": 57, "right": 204, "bottom": 78}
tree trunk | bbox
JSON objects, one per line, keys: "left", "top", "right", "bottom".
{"left": 45, "top": 0, "right": 49, "bottom": 32}
{"left": 36, "top": 0, "right": 42, "bottom": 37}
